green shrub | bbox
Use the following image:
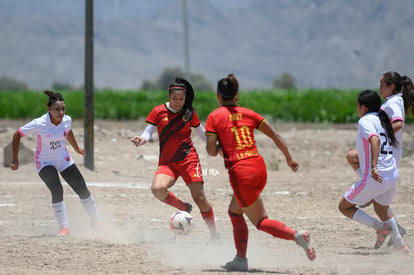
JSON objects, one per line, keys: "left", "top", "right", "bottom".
{"left": 1, "top": 89, "right": 409, "bottom": 123}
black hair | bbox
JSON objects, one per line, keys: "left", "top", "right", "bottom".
{"left": 168, "top": 77, "right": 194, "bottom": 122}
{"left": 357, "top": 89, "right": 397, "bottom": 146}
{"left": 44, "top": 90, "right": 64, "bottom": 107}
{"left": 217, "top": 74, "right": 239, "bottom": 100}
{"left": 382, "top": 71, "right": 414, "bottom": 116}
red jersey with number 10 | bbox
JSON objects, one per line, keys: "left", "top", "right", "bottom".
{"left": 205, "top": 105, "right": 265, "bottom": 168}
{"left": 146, "top": 103, "right": 200, "bottom": 165}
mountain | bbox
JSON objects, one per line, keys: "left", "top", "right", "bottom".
{"left": 0, "top": 0, "right": 413, "bottom": 90}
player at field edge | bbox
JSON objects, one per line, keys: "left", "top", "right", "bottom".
{"left": 10, "top": 91, "right": 99, "bottom": 236}
{"left": 205, "top": 74, "right": 315, "bottom": 272}
{"left": 339, "top": 89, "right": 408, "bottom": 254}
{"left": 346, "top": 72, "right": 414, "bottom": 248}
{"left": 131, "top": 77, "right": 218, "bottom": 240}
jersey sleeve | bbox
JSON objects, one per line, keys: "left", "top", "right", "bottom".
{"left": 205, "top": 114, "right": 217, "bottom": 136}
{"left": 19, "top": 119, "right": 39, "bottom": 137}
{"left": 190, "top": 111, "right": 201, "bottom": 127}
{"left": 387, "top": 101, "right": 404, "bottom": 123}
{"left": 145, "top": 107, "right": 158, "bottom": 126}
{"left": 66, "top": 115, "right": 72, "bottom": 131}
{"left": 358, "top": 117, "right": 378, "bottom": 140}
{"left": 253, "top": 111, "right": 265, "bottom": 129}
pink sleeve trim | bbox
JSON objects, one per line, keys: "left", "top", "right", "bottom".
{"left": 391, "top": 117, "right": 403, "bottom": 123}
{"left": 367, "top": 133, "right": 378, "bottom": 140}
{"left": 19, "top": 128, "right": 25, "bottom": 137}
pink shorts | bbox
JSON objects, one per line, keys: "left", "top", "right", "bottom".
{"left": 156, "top": 153, "right": 203, "bottom": 185}
{"left": 228, "top": 156, "right": 267, "bottom": 207}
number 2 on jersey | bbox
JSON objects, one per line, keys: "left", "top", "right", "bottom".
{"left": 380, "top": 133, "right": 393, "bottom": 155}
{"left": 231, "top": 126, "right": 254, "bottom": 149}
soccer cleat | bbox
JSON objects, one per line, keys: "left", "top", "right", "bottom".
{"left": 184, "top": 202, "right": 193, "bottom": 213}
{"left": 57, "top": 227, "right": 69, "bottom": 237}
{"left": 295, "top": 230, "right": 316, "bottom": 261}
{"left": 375, "top": 223, "right": 392, "bottom": 249}
{"left": 387, "top": 224, "right": 406, "bottom": 247}
{"left": 400, "top": 244, "right": 410, "bottom": 254}
{"left": 221, "top": 256, "right": 248, "bottom": 272}
{"left": 389, "top": 244, "right": 409, "bottom": 255}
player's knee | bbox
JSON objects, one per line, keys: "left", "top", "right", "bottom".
{"left": 346, "top": 152, "right": 353, "bottom": 164}
{"left": 151, "top": 185, "right": 167, "bottom": 199}
{"left": 338, "top": 201, "right": 346, "bottom": 215}
{"left": 77, "top": 189, "right": 91, "bottom": 200}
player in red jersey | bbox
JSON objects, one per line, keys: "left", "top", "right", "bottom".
{"left": 205, "top": 74, "right": 315, "bottom": 271}
{"left": 131, "top": 77, "right": 217, "bottom": 239}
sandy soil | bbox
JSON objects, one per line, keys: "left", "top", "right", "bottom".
{"left": 1, "top": 119, "right": 413, "bottom": 275}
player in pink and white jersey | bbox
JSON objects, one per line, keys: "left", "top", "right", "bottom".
{"left": 339, "top": 90, "right": 408, "bottom": 253}
{"left": 11, "top": 91, "right": 99, "bottom": 236}
{"left": 346, "top": 72, "right": 414, "bottom": 248}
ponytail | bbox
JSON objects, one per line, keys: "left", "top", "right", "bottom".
{"left": 401, "top": 75, "right": 414, "bottom": 117}
{"left": 378, "top": 110, "right": 397, "bottom": 146}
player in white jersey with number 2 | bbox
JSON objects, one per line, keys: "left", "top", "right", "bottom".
{"left": 346, "top": 72, "right": 414, "bottom": 248}
{"left": 11, "top": 91, "right": 99, "bottom": 236}
{"left": 338, "top": 90, "right": 408, "bottom": 254}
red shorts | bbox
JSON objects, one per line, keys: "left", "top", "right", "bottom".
{"left": 228, "top": 156, "right": 267, "bottom": 207}
{"left": 156, "top": 153, "right": 203, "bottom": 185}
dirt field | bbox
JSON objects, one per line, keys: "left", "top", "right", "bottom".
{"left": 1, "top": 119, "right": 413, "bottom": 274}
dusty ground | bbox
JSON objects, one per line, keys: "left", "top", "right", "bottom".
{"left": 1, "top": 119, "right": 413, "bottom": 275}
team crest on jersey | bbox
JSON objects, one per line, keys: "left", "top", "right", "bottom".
{"left": 162, "top": 117, "right": 169, "bottom": 122}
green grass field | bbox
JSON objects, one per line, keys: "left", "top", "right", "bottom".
{"left": 0, "top": 89, "right": 389, "bottom": 123}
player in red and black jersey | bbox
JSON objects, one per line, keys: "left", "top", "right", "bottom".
{"left": 206, "top": 74, "right": 315, "bottom": 271}
{"left": 131, "top": 78, "right": 217, "bottom": 240}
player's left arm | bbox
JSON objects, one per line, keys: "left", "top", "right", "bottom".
{"left": 392, "top": 120, "right": 403, "bottom": 133}
{"left": 258, "top": 120, "right": 299, "bottom": 172}
{"left": 369, "top": 135, "right": 382, "bottom": 183}
{"left": 66, "top": 130, "right": 86, "bottom": 156}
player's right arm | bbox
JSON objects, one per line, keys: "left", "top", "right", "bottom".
{"left": 11, "top": 130, "right": 22, "bottom": 170}
{"left": 131, "top": 124, "right": 155, "bottom": 147}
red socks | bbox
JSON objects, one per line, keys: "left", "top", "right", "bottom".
{"left": 202, "top": 207, "right": 218, "bottom": 237}
{"left": 257, "top": 218, "right": 295, "bottom": 240}
{"left": 162, "top": 192, "right": 187, "bottom": 211}
{"left": 229, "top": 210, "right": 248, "bottom": 258}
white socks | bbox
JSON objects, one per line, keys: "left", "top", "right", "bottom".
{"left": 52, "top": 201, "right": 68, "bottom": 229}
{"left": 80, "top": 196, "right": 99, "bottom": 224}
{"left": 385, "top": 217, "right": 404, "bottom": 249}
{"left": 353, "top": 210, "right": 405, "bottom": 249}
{"left": 52, "top": 196, "right": 98, "bottom": 230}
{"left": 352, "top": 209, "right": 383, "bottom": 230}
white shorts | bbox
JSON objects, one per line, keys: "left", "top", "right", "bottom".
{"left": 344, "top": 169, "right": 399, "bottom": 206}
{"left": 35, "top": 151, "right": 75, "bottom": 174}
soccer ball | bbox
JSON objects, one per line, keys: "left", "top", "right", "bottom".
{"left": 169, "top": 211, "right": 193, "bottom": 234}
